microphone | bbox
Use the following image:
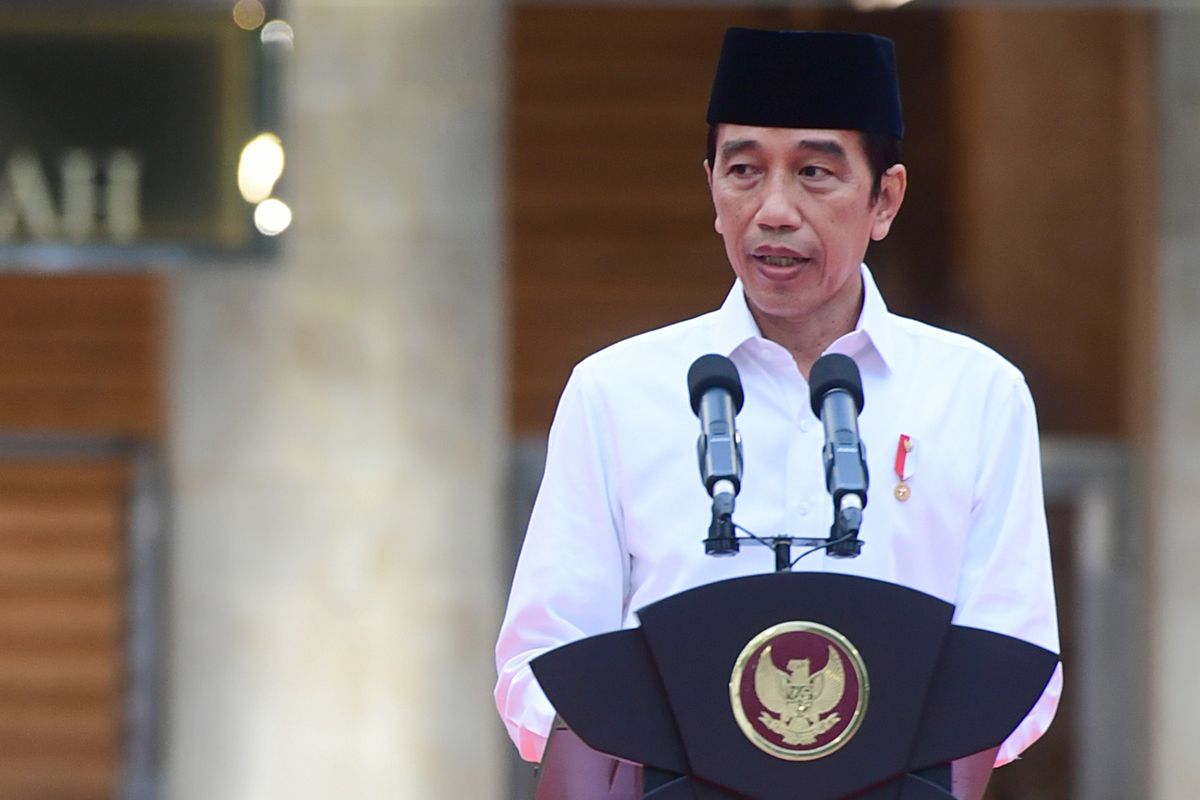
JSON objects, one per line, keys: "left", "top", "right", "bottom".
{"left": 687, "top": 354, "right": 745, "bottom": 556}
{"left": 809, "top": 354, "right": 868, "bottom": 558}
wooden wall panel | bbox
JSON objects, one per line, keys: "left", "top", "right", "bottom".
{"left": 0, "top": 460, "right": 128, "bottom": 800}
{"left": 948, "top": 10, "right": 1153, "bottom": 436}
{"left": 0, "top": 271, "right": 160, "bottom": 796}
{"left": 0, "top": 274, "right": 162, "bottom": 437}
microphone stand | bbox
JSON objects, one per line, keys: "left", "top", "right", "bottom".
{"left": 701, "top": 473, "right": 850, "bottom": 570}
{"left": 773, "top": 537, "right": 792, "bottom": 572}
{"left": 703, "top": 486, "right": 739, "bottom": 556}
{"left": 703, "top": 494, "right": 829, "bottom": 571}
{"left": 827, "top": 496, "right": 864, "bottom": 558}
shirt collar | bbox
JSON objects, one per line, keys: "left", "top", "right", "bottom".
{"left": 709, "top": 264, "right": 898, "bottom": 375}
{"left": 710, "top": 280, "right": 762, "bottom": 357}
{"left": 827, "top": 263, "right": 898, "bottom": 376}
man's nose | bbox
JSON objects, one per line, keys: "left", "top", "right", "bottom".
{"left": 755, "top": 175, "right": 802, "bottom": 231}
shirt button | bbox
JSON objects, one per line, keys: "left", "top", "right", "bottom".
{"left": 799, "top": 502, "right": 810, "bottom": 516}
{"left": 799, "top": 420, "right": 811, "bottom": 433}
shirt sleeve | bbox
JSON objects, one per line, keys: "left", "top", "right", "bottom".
{"left": 952, "top": 373, "right": 1062, "bottom": 766}
{"left": 493, "top": 363, "right": 630, "bottom": 762}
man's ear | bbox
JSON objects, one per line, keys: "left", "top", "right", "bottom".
{"left": 704, "top": 159, "right": 723, "bottom": 235}
{"left": 870, "top": 163, "right": 907, "bottom": 242}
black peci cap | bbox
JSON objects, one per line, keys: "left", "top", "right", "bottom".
{"left": 706, "top": 28, "right": 904, "bottom": 139}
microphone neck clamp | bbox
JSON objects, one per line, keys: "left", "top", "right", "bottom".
{"left": 827, "top": 493, "right": 864, "bottom": 558}
{"left": 704, "top": 479, "right": 739, "bottom": 556}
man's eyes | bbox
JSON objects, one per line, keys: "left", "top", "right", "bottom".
{"left": 725, "top": 164, "right": 833, "bottom": 179}
{"left": 727, "top": 163, "right": 761, "bottom": 177}
{"left": 799, "top": 165, "right": 833, "bottom": 179}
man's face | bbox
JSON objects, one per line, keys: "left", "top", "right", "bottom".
{"left": 706, "top": 124, "right": 905, "bottom": 329}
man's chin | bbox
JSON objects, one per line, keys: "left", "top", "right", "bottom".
{"left": 744, "top": 291, "right": 815, "bottom": 324}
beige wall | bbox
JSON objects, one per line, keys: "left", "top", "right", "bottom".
{"left": 166, "top": 1, "right": 506, "bottom": 797}
{"left": 1152, "top": 11, "right": 1200, "bottom": 799}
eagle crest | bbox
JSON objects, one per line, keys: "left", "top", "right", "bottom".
{"left": 754, "top": 644, "right": 846, "bottom": 745}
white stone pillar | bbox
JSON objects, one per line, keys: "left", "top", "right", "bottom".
{"left": 1151, "top": 10, "right": 1200, "bottom": 800}
{"left": 165, "top": 2, "right": 506, "bottom": 797}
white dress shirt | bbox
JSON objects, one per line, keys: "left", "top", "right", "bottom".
{"left": 495, "top": 264, "right": 1061, "bottom": 767}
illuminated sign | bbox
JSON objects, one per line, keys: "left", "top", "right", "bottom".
{"left": 0, "top": 7, "right": 284, "bottom": 267}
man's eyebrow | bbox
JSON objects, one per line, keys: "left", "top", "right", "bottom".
{"left": 718, "top": 139, "right": 760, "bottom": 161}
{"left": 718, "top": 137, "right": 850, "bottom": 162}
{"left": 796, "top": 138, "right": 849, "bottom": 160}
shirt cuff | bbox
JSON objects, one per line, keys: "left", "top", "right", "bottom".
{"left": 994, "top": 661, "right": 1063, "bottom": 767}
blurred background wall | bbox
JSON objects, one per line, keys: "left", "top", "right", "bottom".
{"left": 1154, "top": 11, "right": 1200, "bottom": 799}
{"left": 167, "top": 1, "right": 505, "bottom": 798}
{"left": 0, "top": 1, "right": 1196, "bottom": 799}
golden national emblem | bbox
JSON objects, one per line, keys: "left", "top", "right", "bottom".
{"left": 729, "top": 621, "right": 869, "bottom": 761}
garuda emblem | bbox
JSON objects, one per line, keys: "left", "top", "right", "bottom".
{"left": 755, "top": 644, "right": 845, "bottom": 745}
{"left": 729, "top": 622, "right": 869, "bottom": 761}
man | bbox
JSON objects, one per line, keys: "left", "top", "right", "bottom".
{"left": 495, "top": 28, "right": 1061, "bottom": 795}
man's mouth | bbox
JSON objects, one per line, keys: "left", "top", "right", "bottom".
{"left": 754, "top": 254, "right": 807, "bottom": 267}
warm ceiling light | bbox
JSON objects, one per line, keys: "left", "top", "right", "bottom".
{"left": 238, "top": 133, "right": 286, "bottom": 204}
{"left": 232, "top": 0, "right": 267, "bottom": 31}
{"left": 254, "top": 198, "right": 292, "bottom": 236}
{"left": 261, "top": 19, "right": 295, "bottom": 50}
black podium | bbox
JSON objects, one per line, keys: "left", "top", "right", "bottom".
{"left": 531, "top": 573, "right": 1058, "bottom": 800}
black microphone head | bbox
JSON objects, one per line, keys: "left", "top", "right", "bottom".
{"left": 687, "top": 354, "right": 745, "bottom": 415}
{"left": 809, "top": 354, "right": 864, "bottom": 417}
